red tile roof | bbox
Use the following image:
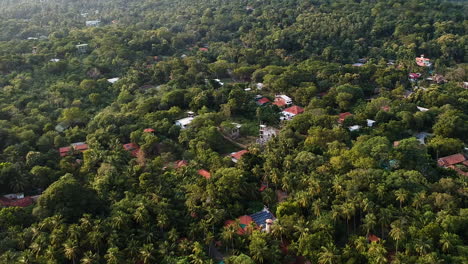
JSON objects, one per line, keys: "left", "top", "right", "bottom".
{"left": 273, "top": 98, "right": 287, "bottom": 107}
{"left": 438, "top": 153, "right": 466, "bottom": 167}
{"left": 175, "top": 160, "right": 188, "bottom": 169}
{"left": 224, "top": 215, "right": 254, "bottom": 235}
{"left": 283, "top": 105, "right": 304, "bottom": 115}
{"left": 259, "top": 183, "right": 268, "bottom": 192}
{"left": 231, "top": 150, "right": 248, "bottom": 161}
{"left": 0, "top": 197, "right": 34, "bottom": 207}
{"left": 74, "top": 144, "right": 88, "bottom": 152}
{"left": 257, "top": 97, "right": 270, "bottom": 105}
{"left": 368, "top": 234, "right": 381, "bottom": 243}
{"left": 143, "top": 128, "right": 155, "bottom": 133}
{"left": 123, "top": 143, "right": 140, "bottom": 157}
{"left": 59, "top": 147, "right": 72, "bottom": 157}
{"left": 408, "top": 73, "right": 421, "bottom": 79}
{"left": 198, "top": 169, "right": 211, "bottom": 179}
{"left": 393, "top": 141, "right": 400, "bottom": 147}
{"left": 381, "top": 106, "right": 390, "bottom": 112}
{"left": 199, "top": 47, "right": 208, "bottom": 52}
{"left": 338, "top": 112, "right": 352, "bottom": 123}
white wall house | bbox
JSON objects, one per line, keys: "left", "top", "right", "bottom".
{"left": 258, "top": 125, "right": 279, "bottom": 144}
{"left": 86, "top": 20, "right": 100, "bottom": 27}
{"left": 175, "top": 117, "right": 194, "bottom": 129}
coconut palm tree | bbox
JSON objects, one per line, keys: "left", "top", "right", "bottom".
{"left": 394, "top": 189, "right": 408, "bottom": 209}
{"left": 63, "top": 239, "right": 79, "bottom": 264}
{"left": 139, "top": 243, "right": 155, "bottom": 264}
{"left": 318, "top": 243, "right": 340, "bottom": 264}
{"left": 389, "top": 222, "right": 404, "bottom": 253}
{"left": 362, "top": 213, "right": 377, "bottom": 236}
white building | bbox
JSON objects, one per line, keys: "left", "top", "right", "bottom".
{"left": 50, "top": 59, "right": 60, "bottom": 62}
{"left": 281, "top": 105, "right": 304, "bottom": 121}
{"left": 2, "top": 193, "right": 24, "bottom": 199}
{"left": 86, "top": 20, "right": 100, "bottom": 27}
{"left": 175, "top": 117, "right": 194, "bottom": 129}
{"left": 275, "top": 95, "right": 293, "bottom": 105}
{"left": 349, "top": 125, "right": 361, "bottom": 132}
{"left": 367, "top": 119, "right": 376, "bottom": 127}
{"left": 258, "top": 125, "right": 279, "bottom": 144}
{"left": 107, "top": 77, "right": 120, "bottom": 84}
{"left": 417, "top": 106, "right": 429, "bottom": 112}
{"left": 76, "top": 44, "right": 89, "bottom": 53}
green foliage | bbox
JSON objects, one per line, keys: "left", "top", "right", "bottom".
{"left": 0, "top": 0, "right": 466, "bottom": 263}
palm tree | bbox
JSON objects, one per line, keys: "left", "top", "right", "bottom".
{"left": 104, "top": 247, "right": 121, "bottom": 264}
{"left": 271, "top": 219, "right": 286, "bottom": 244}
{"left": 439, "top": 232, "right": 454, "bottom": 253}
{"left": 318, "top": 243, "right": 340, "bottom": 264}
{"left": 389, "top": 222, "right": 404, "bottom": 253}
{"left": 312, "top": 198, "right": 322, "bottom": 216}
{"left": 411, "top": 191, "right": 426, "bottom": 209}
{"left": 367, "top": 242, "right": 387, "bottom": 264}
{"left": 221, "top": 221, "right": 237, "bottom": 252}
{"left": 414, "top": 238, "right": 431, "bottom": 256}
{"left": 80, "top": 251, "right": 98, "bottom": 264}
{"left": 63, "top": 239, "right": 79, "bottom": 264}
{"left": 378, "top": 207, "right": 393, "bottom": 239}
{"left": 139, "top": 243, "right": 155, "bottom": 264}
{"left": 394, "top": 189, "right": 408, "bottom": 209}
{"left": 362, "top": 213, "right": 377, "bottom": 236}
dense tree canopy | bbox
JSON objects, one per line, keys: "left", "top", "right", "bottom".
{"left": 0, "top": 0, "right": 467, "bottom": 263}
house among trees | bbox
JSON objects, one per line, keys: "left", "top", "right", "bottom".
{"left": 273, "top": 95, "right": 293, "bottom": 107}
{"left": 222, "top": 122, "right": 242, "bottom": 139}
{"left": 230, "top": 150, "right": 248, "bottom": 163}
{"left": 367, "top": 119, "right": 376, "bottom": 127}
{"left": 224, "top": 207, "right": 275, "bottom": 235}
{"left": 415, "top": 132, "right": 432, "bottom": 144}
{"left": 258, "top": 125, "right": 279, "bottom": 144}
{"left": 175, "top": 111, "right": 195, "bottom": 129}
{"left": 198, "top": 169, "right": 211, "bottom": 179}
{"left": 338, "top": 112, "right": 353, "bottom": 124}
{"left": 416, "top": 55, "right": 432, "bottom": 67}
{"left": 281, "top": 105, "right": 304, "bottom": 120}
{"left": 85, "top": 20, "right": 100, "bottom": 26}
{"left": 349, "top": 125, "right": 361, "bottom": 132}
{"left": 417, "top": 106, "right": 429, "bottom": 112}
{"left": 437, "top": 153, "right": 468, "bottom": 176}
{"left": 408, "top": 73, "right": 421, "bottom": 81}
{"left": 256, "top": 97, "right": 270, "bottom": 106}
{"left": 107, "top": 77, "right": 119, "bottom": 83}
{"left": 367, "top": 234, "right": 381, "bottom": 243}
{"left": 123, "top": 143, "right": 140, "bottom": 157}
{"left": 76, "top": 43, "right": 89, "bottom": 53}
{"left": 174, "top": 160, "right": 188, "bottom": 169}
{"left": 59, "top": 142, "right": 89, "bottom": 157}
{"left": 0, "top": 193, "right": 40, "bottom": 208}
{"left": 143, "top": 128, "right": 155, "bottom": 133}
{"left": 175, "top": 117, "right": 194, "bottom": 129}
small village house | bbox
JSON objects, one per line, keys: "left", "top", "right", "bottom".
{"left": 273, "top": 95, "right": 293, "bottom": 108}
{"left": 198, "top": 169, "right": 211, "bottom": 179}
{"left": 338, "top": 112, "right": 353, "bottom": 124}
{"left": 437, "top": 153, "right": 468, "bottom": 176}
{"left": 230, "top": 150, "right": 248, "bottom": 163}
{"left": 416, "top": 55, "right": 432, "bottom": 67}
{"left": 258, "top": 125, "right": 279, "bottom": 144}
{"left": 175, "top": 117, "right": 194, "bottom": 129}
{"left": 281, "top": 105, "right": 304, "bottom": 120}
{"left": 256, "top": 97, "right": 270, "bottom": 106}
{"left": 59, "top": 142, "right": 89, "bottom": 157}
{"left": 85, "top": 20, "right": 100, "bottom": 27}
{"left": 123, "top": 143, "right": 140, "bottom": 157}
